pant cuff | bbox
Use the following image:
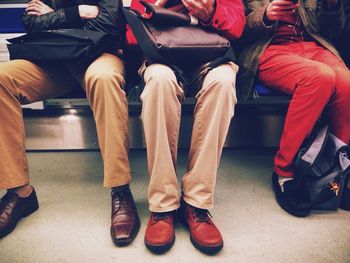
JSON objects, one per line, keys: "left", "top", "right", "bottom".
{"left": 149, "top": 203, "right": 180, "bottom": 213}
{"left": 182, "top": 196, "right": 214, "bottom": 210}
{"left": 274, "top": 167, "right": 294, "bottom": 178}
{"left": 0, "top": 178, "right": 30, "bottom": 190}
{"left": 104, "top": 175, "right": 132, "bottom": 188}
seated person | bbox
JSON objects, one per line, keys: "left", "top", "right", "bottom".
{"left": 0, "top": 0, "right": 140, "bottom": 245}
{"left": 126, "top": 0, "right": 245, "bottom": 254}
{"left": 238, "top": 0, "right": 350, "bottom": 216}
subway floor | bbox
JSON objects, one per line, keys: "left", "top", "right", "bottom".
{"left": 1, "top": 149, "right": 349, "bottom": 263}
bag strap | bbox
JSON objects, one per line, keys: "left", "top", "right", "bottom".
{"left": 207, "top": 47, "right": 236, "bottom": 69}
{"left": 123, "top": 8, "right": 187, "bottom": 83}
{"left": 123, "top": 8, "right": 167, "bottom": 65}
{"left": 123, "top": 8, "right": 235, "bottom": 85}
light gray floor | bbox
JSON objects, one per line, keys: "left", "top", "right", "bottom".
{"left": 1, "top": 149, "right": 349, "bottom": 263}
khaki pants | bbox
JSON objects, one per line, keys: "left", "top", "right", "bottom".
{"left": 0, "top": 53, "right": 131, "bottom": 189}
{"left": 140, "top": 62, "right": 238, "bottom": 212}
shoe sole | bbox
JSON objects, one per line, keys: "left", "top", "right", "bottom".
{"left": 0, "top": 202, "right": 39, "bottom": 239}
{"left": 178, "top": 212, "right": 223, "bottom": 255}
{"left": 272, "top": 174, "right": 310, "bottom": 217}
{"left": 111, "top": 216, "right": 141, "bottom": 246}
{"left": 144, "top": 234, "right": 175, "bottom": 254}
{"left": 190, "top": 236, "right": 223, "bottom": 255}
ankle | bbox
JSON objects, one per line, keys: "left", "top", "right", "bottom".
{"left": 152, "top": 210, "right": 175, "bottom": 218}
{"left": 8, "top": 185, "right": 33, "bottom": 198}
{"left": 112, "top": 184, "right": 130, "bottom": 193}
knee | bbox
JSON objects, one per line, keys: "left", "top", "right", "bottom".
{"left": 0, "top": 64, "right": 11, "bottom": 87}
{"left": 299, "top": 64, "right": 336, "bottom": 100}
{"left": 0, "top": 65, "right": 16, "bottom": 96}
{"left": 85, "top": 67, "right": 125, "bottom": 96}
{"left": 334, "top": 67, "right": 350, "bottom": 99}
{"left": 201, "top": 68, "right": 237, "bottom": 102}
{"left": 308, "top": 64, "right": 335, "bottom": 90}
{"left": 142, "top": 64, "right": 179, "bottom": 99}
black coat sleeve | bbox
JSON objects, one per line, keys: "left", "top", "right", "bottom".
{"left": 22, "top": 0, "right": 125, "bottom": 38}
{"left": 83, "top": 0, "right": 125, "bottom": 35}
{"left": 22, "top": 0, "right": 82, "bottom": 32}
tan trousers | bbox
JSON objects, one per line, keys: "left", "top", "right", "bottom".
{"left": 140, "top": 62, "right": 238, "bottom": 212}
{"left": 0, "top": 53, "right": 131, "bottom": 189}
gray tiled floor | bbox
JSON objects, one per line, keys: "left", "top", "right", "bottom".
{"left": 1, "top": 149, "right": 349, "bottom": 263}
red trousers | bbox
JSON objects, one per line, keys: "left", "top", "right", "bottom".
{"left": 258, "top": 41, "right": 350, "bottom": 177}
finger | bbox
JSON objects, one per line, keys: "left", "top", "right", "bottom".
{"left": 272, "top": 0, "right": 298, "bottom": 6}
{"left": 272, "top": 3, "right": 298, "bottom": 11}
{"left": 182, "top": 0, "right": 202, "bottom": 13}
{"left": 271, "top": 4, "right": 299, "bottom": 11}
{"left": 281, "top": 10, "right": 298, "bottom": 15}
{"left": 182, "top": 0, "right": 201, "bottom": 8}
{"left": 272, "top": 0, "right": 295, "bottom": 4}
{"left": 26, "top": 3, "right": 42, "bottom": 9}
{"left": 272, "top": 5, "right": 298, "bottom": 12}
{"left": 185, "top": 0, "right": 206, "bottom": 5}
{"left": 28, "top": 0, "right": 42, "bottom": 5}
{"left": 27, "top": 11, "right": 41, "bottom": 16}
{"left": 26, "top": 6, "right": 41, "bottom": 12}
{"left": 274, "top": 10, "right": 298, "bottom": 18}
{"left": 155, "top": 0, "right": 168, "bottom": 7}
{"left": 40, "top": 2, "right": 51, "bottom": 8}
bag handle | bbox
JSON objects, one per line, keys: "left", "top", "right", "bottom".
{"left": 140, "top": 1, "right": 193, "bottom": 26}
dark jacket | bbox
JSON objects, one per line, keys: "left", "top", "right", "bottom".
{"left": 22, "top": 0, "right": 125, "bottom": 44}
{"left": 237, "top": 0, "right": 346, "bottom": 100}
{"left": 334, "top": 0, "right": 350, "bottom": 66}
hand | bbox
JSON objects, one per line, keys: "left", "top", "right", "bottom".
{"left": 78, "top": 5, "right": 99, "bottom": 19}
{"left": 181, "top": 0, "right": 215, "bottom": 22}
{"left": 155, "top": 0, "right": 169, "bottom": 7}
{"left": 265, "top": 0, "right": 299, "bottom": 23}
{"left": 26, "top": 0, "right": 54, "bottom": 16}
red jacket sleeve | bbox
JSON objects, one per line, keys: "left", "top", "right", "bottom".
{"left": 203, "top": 0, "right": 246, "bottom": 40}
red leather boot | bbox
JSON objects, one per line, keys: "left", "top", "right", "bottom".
{"left": 144, "top": 211, "right": 175, "bottom": 253}
{"left": 178, "top": 199, "right": 223, "bottom": 254}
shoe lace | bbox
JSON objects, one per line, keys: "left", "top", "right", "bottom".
{"left": 112, "top": 190, "right": 133, "bottom": 214}
{"left": 0, "top": 192, "right": 15, "bottom": 210}
{"left": 192, "top": 207, "right": 213, "bottom": 223}
{"left": 152, "top": 212, "right": 173, "bottom": 224}
{"left": 0, "top": 192, "right": 17, "bottom": 223}
{"left": 0, "top": 196, "right": 6, "bottom": 210}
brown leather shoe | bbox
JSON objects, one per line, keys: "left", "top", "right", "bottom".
{"left": 178, "top": 199, "right": 223, "bottom": 254}
{"left": 144, "top": 211, "right": 175, "bottom": 253}
{"left": 110, "top": 189, "right": 140, "bottom": 246}
{"left": 0, "top": 189, "right": 39, "bottom": 238}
